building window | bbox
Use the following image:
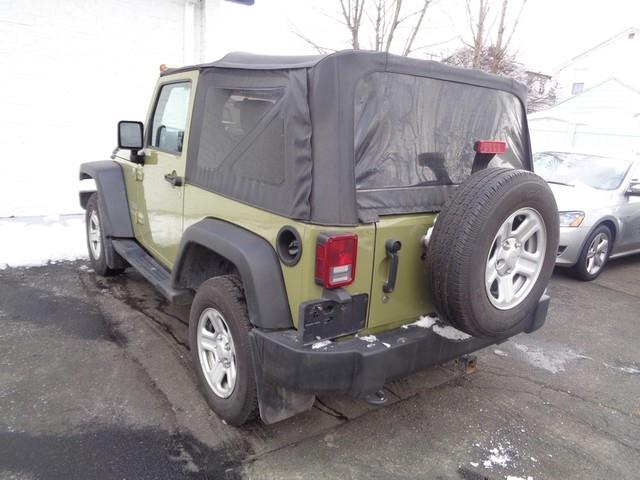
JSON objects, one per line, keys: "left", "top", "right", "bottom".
{"left": 571, "top": 82, "right": 584, "bottom": 95}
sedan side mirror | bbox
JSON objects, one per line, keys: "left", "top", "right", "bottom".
{"left": 118, "top": 121, "right": 145, "bottom": 164}
{"left": 627, "top": 182, "right": 640, "bottom": 196}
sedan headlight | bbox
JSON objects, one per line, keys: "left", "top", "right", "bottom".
{"left": 559, "top": 211, "right": 585, "bottom": 227}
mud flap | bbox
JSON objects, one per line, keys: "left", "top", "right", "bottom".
{"left": 249, "top": 331, "right": 315, "bottom": 424}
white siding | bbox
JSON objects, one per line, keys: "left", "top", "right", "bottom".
{"left": 0, "top": 0, "right": 188, "bottom": 217}
{"left": 555, "top": 29, "right": 640, "bottom": 101}
{"left": 529, "top": 80, "right": 640, "bottom": 157}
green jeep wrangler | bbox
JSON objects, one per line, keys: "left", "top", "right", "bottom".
{"left": 80, "top": 51, "right": 559, "bottom": 426}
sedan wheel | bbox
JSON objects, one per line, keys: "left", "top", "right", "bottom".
{"left": 570, "top": 225, "right": 612, "bottom": 281}
{"left": 585, "top": 233, "right": 609, "bottom": 275}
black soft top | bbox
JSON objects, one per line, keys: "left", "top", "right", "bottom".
{"left": 164, "top": 50, "right": 527, "bottom": 102}
{"left": 170, "top": 51, "right": 531, "bottom": 225}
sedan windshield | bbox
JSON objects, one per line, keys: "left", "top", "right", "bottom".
{"left": 533, "top": 152, "right": 632, "bottom": 190}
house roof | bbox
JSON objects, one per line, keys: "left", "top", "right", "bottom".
{"left": 529, "top": 77, "right": 640, "bottom": 123}
{"left": 555, "top": 26, "right": 639, "bottom": 72}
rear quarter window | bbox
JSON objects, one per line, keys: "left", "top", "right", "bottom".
{"left": 196, "top": 87, "right": 285, "bottom": 185}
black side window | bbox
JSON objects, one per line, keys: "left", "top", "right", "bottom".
{"left": 197, "top": 87, "right": 285, "bottom": 184}
{"left": 150, "top": 82, "right": 191, "bottom": 154}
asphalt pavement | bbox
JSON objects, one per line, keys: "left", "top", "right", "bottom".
{"left": 1, "top": 256, "right": 639, "bottom": 479}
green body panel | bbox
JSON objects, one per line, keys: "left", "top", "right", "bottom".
{"left": 182, "top": 185, "right": 375, "bottom": 328}
{"left": 127, "top": 71, "right": 199, "bottom": 268}
{"left": 365, "top": 214, "right": 437, "bottom": 333}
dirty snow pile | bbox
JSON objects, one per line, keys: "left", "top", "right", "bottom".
{"left": 0, "top": 215, "right": 87, "bottom": 269}
{"left": 403, "top": 314, "right": 472, "bottom": 341}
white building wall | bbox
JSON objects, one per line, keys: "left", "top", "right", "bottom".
{"left": 555, "top": 29, "right": 640, "bottom": 101}
{"left": 529, "top": 80, "right": 640, "bottom": 157}
{"left": 0, "top": 0, "right": 190, "bottom": 217}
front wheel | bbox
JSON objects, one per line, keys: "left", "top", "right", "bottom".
{"left": 189, "top": 275, "right": 258, "bottom": 426}
{"left": 85, "top": 193, "right": 124, "bottom": 276}
{"left": 570, "top": 225, "right": 612, "bottom": 281}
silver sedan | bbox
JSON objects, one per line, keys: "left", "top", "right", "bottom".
{"left": 533, "top": 152, "right": 640, "bottom": 280}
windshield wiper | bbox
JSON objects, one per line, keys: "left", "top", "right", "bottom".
{"left": 546, "top": 180, "right": 574, "bottom": 187}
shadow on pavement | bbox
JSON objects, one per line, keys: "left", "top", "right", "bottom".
{"left": 0, "top": 426, "right": 242, "bottom": 480}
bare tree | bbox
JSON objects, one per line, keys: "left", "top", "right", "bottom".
{"left": 295, "top": 0, "right": 434, "bottom": 57}
{"left": 443, "top": 0, "right": 554, "bottom": 111}
{"left": 339, "top": 0, "right": 367, "bottom": 49}
{"left": 465, "top": 0, "right": 490, "bottom": 68}
{"left": 461, "top": 0, "right": 527, "bottom": 72}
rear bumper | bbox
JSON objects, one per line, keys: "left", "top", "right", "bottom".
{"left": 250, "top": 294, "right": 550, "bottom": 398}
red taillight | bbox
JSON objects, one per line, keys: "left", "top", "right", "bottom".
{"left": 315, "top": 233, "right": 358, "bottom": 289}
{"left": 474, "top": 140, "right": 507, "bottom": 154}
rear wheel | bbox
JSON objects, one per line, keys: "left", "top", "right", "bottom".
{"left": 85, "top": 193, "right": 124, "bottom": 277}
{"left": 189, "top": 275, "right": 258, "bottom": 426}
{"left": 426, "top": 168, "right": 559, "bottom": 337}
{"left": 570, "top": 225, "right": 611, "bottom": 281}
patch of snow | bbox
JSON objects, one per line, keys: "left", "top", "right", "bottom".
{"left": 382, "top": 342, "right": 391, "bottom": 348}
{"left": 513, "top": 342, "right": 590, "bottom": 374}
{"left": 311, "top": 340, "right": 332, "bottom": 350}
{"left": 481, "top": 443, "right": 514, "bottom": 470}
{"left": 0, "top": 215, "right": 87, "bottom": 269}
{"left": 494, "top": 349, "right": 508, "bottom": 357}
{"left": 402, "top": 314, "right": 471, "bottom": 341}
{"left": 357, "top": 334, "right": 378, "bottom": 343}
{"left": 603, "top": 362, "right": 640, "bottom": 375}
{"left": 403, "top": 315, "right": 437, "bottom": 329}
{"left": 469, "top": 462, "right": 479, "bottom": 467}
{"left": 432, "top": 324, "right": 472, "bottom": 341}
{"left": 506, "top": 476, "right": 533, "bottom": 480}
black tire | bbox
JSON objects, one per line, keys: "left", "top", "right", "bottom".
{"left": 85, "top": 193, "right": 124, "bottom": 277}
{"left": 189, "top": 275, "right": 258, "bottom": 426}
{"left": 569, "top": 224, "right": 612, "bottom": 281}
{"left": 426, "top": 168, "right": 559, "bottom": 337}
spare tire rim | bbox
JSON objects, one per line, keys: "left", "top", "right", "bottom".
{"left": 197, "top": 307, "right": 237, "bottom": 399}
{"left": 485, "top": 207, "right": 547, "bottom": 310}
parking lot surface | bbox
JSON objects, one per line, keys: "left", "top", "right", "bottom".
{"left": 1, "top": 257, "right": 639, "bottom": 479}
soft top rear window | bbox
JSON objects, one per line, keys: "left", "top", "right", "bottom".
{"left": 354, "top": 72, "right": 528, "bottom": 190}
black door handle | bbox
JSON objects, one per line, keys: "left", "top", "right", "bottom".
{"left": 164, "top": 173, "right": 183, "bottom": 187}
{"left": 383, "top": 239, "right": 402, "bottom": 293}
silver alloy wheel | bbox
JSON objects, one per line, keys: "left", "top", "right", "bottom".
{"left": 485, "top": 207, "right": 547, "bottom": 310}
{"left": 88, "top": 210, "right": 102, "bottom": 259}
{"left": 197, "top": 307, "right": 237, "bottom": 399}
{"left": 586, "top": 232, "right": 609, "bottom": 275}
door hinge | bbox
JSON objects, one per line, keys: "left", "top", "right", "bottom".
{"left": 135, "top": 167, "right": 144, "bottom": 182}
{"left": 134, "top": 210, "right": 145, "bottom": 225}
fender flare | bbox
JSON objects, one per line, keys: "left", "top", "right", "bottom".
{"left": 172, "top": 219, "right": 293, "bottom": 330}
{"left": 79, "top": 161, "right": 134, "bottom": 238}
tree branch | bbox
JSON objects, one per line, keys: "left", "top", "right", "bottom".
{"left": 384, "top": 0, "right": 403, "bottom": 53}
{"left": 402, "top": 0, "right": 431, "bottom": 56}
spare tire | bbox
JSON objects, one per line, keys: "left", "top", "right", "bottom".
{"left": 426, "top": 168, "right": 559, "bottom": 337}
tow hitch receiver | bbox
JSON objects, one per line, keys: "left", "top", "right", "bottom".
{"left": 456, "top": 354, "right": 478, "bottom": 375}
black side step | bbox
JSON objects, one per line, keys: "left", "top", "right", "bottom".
{"left": 112, "top": 239, "right": 194, "bottom": 305}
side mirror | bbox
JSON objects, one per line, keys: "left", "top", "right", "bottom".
{"left": 627, "top": 182, "right": 640, "bottom": 196}
{"left": 117, "top": 121, "right": 145, "bottom": 163}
